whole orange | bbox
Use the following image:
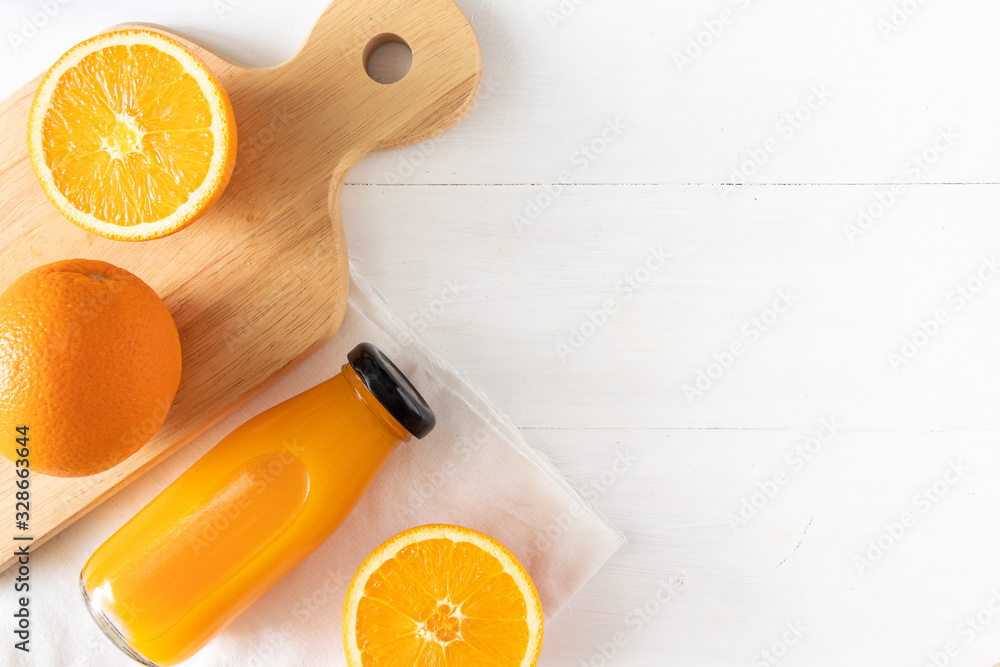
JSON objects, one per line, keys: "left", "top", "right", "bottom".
{"left": 0, "top": 259, "right": 182, "bottom": 477}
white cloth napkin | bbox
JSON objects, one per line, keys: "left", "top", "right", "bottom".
{"left": 2, "top": 266, "right": 623, "bottom": 666}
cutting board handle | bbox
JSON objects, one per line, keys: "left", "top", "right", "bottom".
{"left": 106, "top": 0, "right": 482, "bottom": 184}
{"left": 278, "top": 0, "right": 483, "bottom": 175}
{"left": 0, "top": 0, "right": 483, "bottom": 573}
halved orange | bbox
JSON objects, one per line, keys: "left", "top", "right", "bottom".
{"left": 27, "top": 28, "right": 236, "bottom": 241}
{"left": 344, "top": 525, "right": 544, "bottom": 667}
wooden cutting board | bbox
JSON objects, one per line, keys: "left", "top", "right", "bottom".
{"left": 0, "top": 0, "right": 481, "bottom": 572}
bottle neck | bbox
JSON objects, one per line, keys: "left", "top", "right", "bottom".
{"left": 341, "top": 363, "right": 412, "bottom": 443}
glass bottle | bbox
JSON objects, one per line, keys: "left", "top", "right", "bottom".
{"left": 81, "top": 342, "right": 435, "bottom": 665}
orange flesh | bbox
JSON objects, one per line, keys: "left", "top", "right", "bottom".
{"left": 357, "top": 538, "right": 532, "bottom": 666}
{"left": 41, "top": 43, "right": 214, "bottom": 226}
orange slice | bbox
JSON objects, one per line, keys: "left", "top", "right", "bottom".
{"left": 344, "top": 525, "right": 544, "bottom": 667}
{"left": 27, "top": 28, "right": 236, "bottom": 241}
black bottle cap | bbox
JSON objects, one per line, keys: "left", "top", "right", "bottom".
{"left": 348, "top": 342, "right": 436, "bottom": 439}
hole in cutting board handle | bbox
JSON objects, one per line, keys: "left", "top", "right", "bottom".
{"left": 364, "top": 34, "right": 412, "bottom": 85}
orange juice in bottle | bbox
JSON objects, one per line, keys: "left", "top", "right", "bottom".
{"left": 81, "top": 342, "right": 435, "bottom": 665}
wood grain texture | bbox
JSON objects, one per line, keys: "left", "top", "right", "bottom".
{"left": 531, "top": 427, "right": 1000, "bottom": 667}
{"left": 0, "top": 1, "right": 998, "bottom": 665}
{"left": 341, "top": 183, "right": 1000, "bottom": 432}
{"left": 0, "top": 0, "right": 482, "bottom": 573}
{"left": 341, "top": 1, "right": 1000, "bottom": 185}
{"left": 1, "top": 2, "right": 998, "bottom": 187}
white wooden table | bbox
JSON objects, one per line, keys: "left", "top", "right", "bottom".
{"left": 3, "top": 1, "right": 1000, "bottom": 665}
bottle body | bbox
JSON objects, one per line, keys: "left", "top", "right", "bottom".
{"left": 81, "top": 363, "right": 410, "bottom": 665}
